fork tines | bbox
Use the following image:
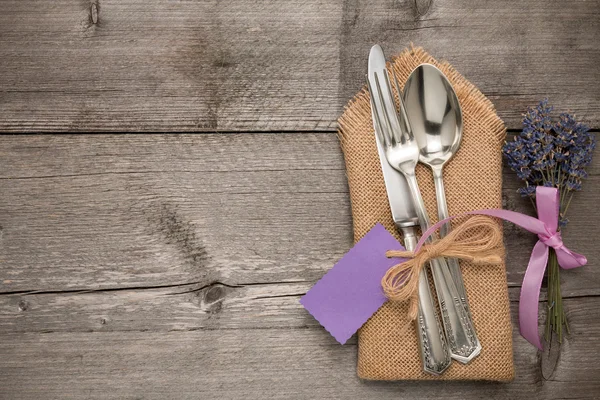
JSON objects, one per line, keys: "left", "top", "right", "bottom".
{"left": 367, "top": 68, "right": 412, "bottom": 147}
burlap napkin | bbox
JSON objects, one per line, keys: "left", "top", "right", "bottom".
{"left": 338, "top": 46, "right": 514, "bottom": 381}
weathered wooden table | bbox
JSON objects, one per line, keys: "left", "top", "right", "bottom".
{"left": 1, "top": 0, "right": 599, "bottom": 398}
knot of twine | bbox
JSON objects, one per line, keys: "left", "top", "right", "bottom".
{"left": 381, "top": 215, "right": 504, "bottom": 321}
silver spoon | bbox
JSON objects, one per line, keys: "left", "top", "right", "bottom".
{"left": 403, "top": 64, "right": 480, "bottom": 354}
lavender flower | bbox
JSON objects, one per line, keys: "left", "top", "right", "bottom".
{"left": 503, "top": 99, "right": 595, "bottom": 227}
{"left": 504, "top": 100, "right": 595, "bottom": 348}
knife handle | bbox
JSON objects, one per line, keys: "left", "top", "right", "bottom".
{"left": 400, "top": 226, "right": 451, "bottom": 375}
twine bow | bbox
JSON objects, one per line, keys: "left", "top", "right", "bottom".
{"left": 381, "top": 215, "right": 504, "bottom": 321}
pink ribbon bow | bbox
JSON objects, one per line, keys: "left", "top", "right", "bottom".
{"left": 417, "top": 186, "right": 587, "bottom": 349}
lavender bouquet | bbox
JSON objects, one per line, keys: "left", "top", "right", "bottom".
{"left": 503, "top": 100, "right": 596, "bottom": 344}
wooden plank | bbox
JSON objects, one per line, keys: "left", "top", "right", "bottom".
{"left": 1, "top": 134, "right": 598, "bottom": 297}
{"left": 1, "top": 298, "right": 599, "bottom": 399}
{"left": 1, "top": 0, "right": 599, "bottom": 132}
{"left": 0, "top": 134, "right": 598, "bottom": 297}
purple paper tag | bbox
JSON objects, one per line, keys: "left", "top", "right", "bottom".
{"left": 300, "top": 223, "right": 406, "bottom": 344}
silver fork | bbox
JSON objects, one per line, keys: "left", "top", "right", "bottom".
{"left": 367, "top": 68, "right": 481, "bottom": 363}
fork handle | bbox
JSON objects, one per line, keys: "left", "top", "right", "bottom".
{"left": 432, "top": 166, "right": 470, "bottom": 313}
{"left": 404, "top": 172, "right": 481, "bottom": 363}
{"left": 401, "top": 226, "right": 451, "bottom": 375}
{"left": 403, "top": 172, "right": 432, "bottom": 237}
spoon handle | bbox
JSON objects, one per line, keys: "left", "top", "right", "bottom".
{"left": 432, "top": 167, "right": 470, "bottom": 312}
{"left": 404, "top": 172, "right": 481, "bottom": 363}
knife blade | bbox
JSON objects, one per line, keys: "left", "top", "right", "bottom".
{"left": 367, "top": 44, "right": 451, "bottom": 375}
{"left": 367, "top": 45, "right": 419, "bottom": 231}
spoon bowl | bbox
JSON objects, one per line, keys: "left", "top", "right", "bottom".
{"left": 403, "top": 64, "right": 462, "bottom": 168}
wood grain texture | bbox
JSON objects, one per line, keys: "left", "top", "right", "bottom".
{"left": 1, "top": 0, "right": 599, "bottom": 132}
{"left": 1, "top": 134, "right": 599, "bottom": 398}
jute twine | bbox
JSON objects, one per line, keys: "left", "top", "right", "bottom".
{"left": 382, "top": 215, "right": 504, "bottom": 320}
{"left": 337, "top": 46, "right": 514, "bottom": 381}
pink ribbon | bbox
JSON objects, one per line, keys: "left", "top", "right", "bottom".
{"left": 414, "top": 186, "right": 587, "bottom": 349}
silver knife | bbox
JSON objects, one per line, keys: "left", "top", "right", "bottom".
{"left": 367, "top": 45, "right": 451, "bottom": 375}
